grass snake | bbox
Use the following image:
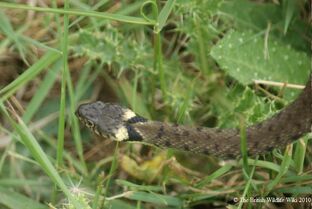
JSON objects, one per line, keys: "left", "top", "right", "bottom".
{"left": 76, "top": 74, "right": 311, "bottom": 158}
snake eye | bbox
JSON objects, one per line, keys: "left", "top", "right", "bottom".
{"left": 85, "top": 120, "right": 94, "bottom": 128}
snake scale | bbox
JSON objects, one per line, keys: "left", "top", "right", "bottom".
{"left": 76, "top": 74, "right": 312, "bottom": 158}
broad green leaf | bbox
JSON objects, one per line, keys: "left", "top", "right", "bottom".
{"left": 220, "top": 0, "right": 310, "bottom": 52}
{"left": 211, "top": 30, "right": 310, "bottom": 98}
{"left": 220, "top": 0, "right": 281, "bottom": 30}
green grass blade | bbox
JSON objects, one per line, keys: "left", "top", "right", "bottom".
{"left": 74, "top": 64, "right": 103, "bottom": 101}
{"left": 140, "top": 1, "right": 158, "bottom": 23}
{"left": 244, "top": 159, "right": 281, "bottom": 172}
{"left": 56, "top": 0, "right": 70, "bottom": 167}
{"left": 115, "top": 179, "right": 163, "bottom": 192}
{"left": 0, "top": 133, "right": 14, "bottom": 173}
{"left": 21, "top": 36, "right": 61, "bottom": 54}
{"left": 61, "top": 0, "right": 87, "bottom": 172}
{"left": 275, "top": 186, "right": 312, "bottom": 195}
{"left": 237, "top": 160, "right": 257, "bottom": 209}
{"left": 0, "top": 2, "right": 152, "bottom": 25}
{"left": 40, "top": 132, "right": 87, "bottom": 175}
{"left": 0, "top": 186, "right": 47, "bottom": 209}
{"left": 56, "top": 63, "right": 66, "bottom": 166}
{"left": 117, "top": 77, "right": 151, "bottom": 118}
{"left": 22, "top": 60, "right": 62, "bottom": 123}
{"left": 0, "top": 178, "right": 49, "bottom": 187}
{"left": 265, "top": 145, "right": 293, "bottom": 194}
{"left": 239, "top": 118, "right": 249, "bottom": 174}
{"left": 194, "top": 15, "right": 209, "bottom": 75}
{"left": 101, "top": 143, "right": 120, "bottom": 207}
{"left": 69, "top": 0, "right": 109, "bottom": 28}
{"left": 195, "top": 164, "right": 233, "bottom": 188}
{"left": 66, "top": 65, "right": 88, "bottom": 174}
{"left": 140, "top": 1, "right": 167, "bottom": 101}
{"left": 92, "top": 175, "right": 105, "bottom": 209}
{"left": 293, "top": 136, "right": 309, "bottom": 174}
{"left": 0, "top": 51, "right": 61, "bottom": 102}
{"left": 282, "top": 0, "right": 297, "bottom": 34}
{"left": 281, "top": 175, "right": 312, "bottom": 183}
{"left": 157, "top": 0, "right": 176, "bottom": 32}
{"left": 0, "top": 103, "right": 84, "bottom": 209}
{"left": 0, "top": 11, "right": 28, "bottom": 64}
{"left": 124, "top": 191, "right": 183, "bottom": 207}
{"left": 154, "top": 32, "right": 166, "bottom": 100}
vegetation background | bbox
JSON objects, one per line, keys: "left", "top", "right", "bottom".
{"left": 0, "top": 0, "right": 311, "bottom": 208}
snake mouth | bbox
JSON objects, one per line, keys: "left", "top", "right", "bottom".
{"left": 77, "top": 116, "right": 101, "bottom": 136}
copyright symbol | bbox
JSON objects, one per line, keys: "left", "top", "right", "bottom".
{"left": 233, "top": 197, "right": 239, "bottom": 202}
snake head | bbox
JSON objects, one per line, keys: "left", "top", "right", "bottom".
{"left": 75, "top": 101, "right": 136, "bottom": 141}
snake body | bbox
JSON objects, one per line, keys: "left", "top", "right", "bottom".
{"left": 76, "top": 74, "right": 311, "bottom": 158}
